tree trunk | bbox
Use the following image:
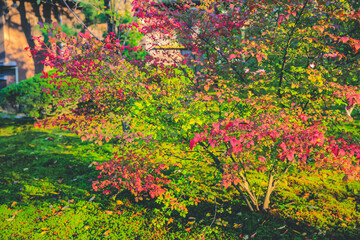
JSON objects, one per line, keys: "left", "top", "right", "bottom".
{"left": 263, "top": 173, "right": 276, "bottom": 211}
{"left": 104, "top": 0, "right": 114, "bottom": 35}
{"left": 345, "top": 104, "right": 356, "bottom": 121}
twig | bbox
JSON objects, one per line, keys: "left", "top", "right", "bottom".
{"left": 277, "top": 0, "right": 309, "bottom": 97}
{"left": 209, "top": 197, "right": 218, "bottom": 228}
{"left": 61, "top": 0, "right": 100, "bottom": 41}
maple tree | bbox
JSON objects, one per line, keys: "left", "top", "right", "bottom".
{"left": 31, "top": 0, "right": 360, "bottom": 213}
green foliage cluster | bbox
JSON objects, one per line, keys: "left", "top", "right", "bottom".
{"left": 0, "top": 71, "right": 57, "bottom": 119}
{"left": 78, "top": 0, "right": 145, "bottom": 49}
{"left": 80, "top": 2, "right": 107, "bottom": 26}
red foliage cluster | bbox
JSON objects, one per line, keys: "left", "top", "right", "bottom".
{"left": 93, "top": 153, "right": 171, "bottom": 200}
{"left": 191, "top": 111, "right": 360, "bottom": 180}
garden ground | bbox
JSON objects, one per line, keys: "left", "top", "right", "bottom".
{"left": 1, "top": 118, "right": 359, "bottom": 239}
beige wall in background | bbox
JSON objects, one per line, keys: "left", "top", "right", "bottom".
{"left": 3, "top": 1, "right": 80, "bottom": 82}
{"left": 1, "top": 0, "right": 140, "bottom": 86}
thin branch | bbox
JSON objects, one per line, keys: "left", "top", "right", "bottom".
{"left": 232, "top": 183, "right": 255, "bottom": 211}
{"left": 199, "top": 142, "right": 223, "bottom": 173}
{"left": 169, "top": 9, "right": 248, "bottom": 83}
{"left": 62, "top": 0, "right": 100, "bottom": 41}
{"left": 277, "top": 0, "right": 310, "bottom": 97}
{"left": 209, "top": 197, "right": 218, "bottom": 227}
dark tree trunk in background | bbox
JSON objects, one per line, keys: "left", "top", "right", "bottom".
{"left": 31, "top": 1, "right": 43, "bottom": 24}
{"left": 0, "top": 0, "right": 6, "bottom": 62}
{"left": 104, "top": 0, "right": 114, "bottom": 34}
{"left": 53, "top": 4, "right": 61, "bottom": 23}
{"left": 17, "top": 0, "right": 44, "bottom": 74}
{"left": 43, "top": 2, "right": 52, "bottom": 24}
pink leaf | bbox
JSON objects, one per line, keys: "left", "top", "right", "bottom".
{"left": 341, "top": 37, "right": 350, "bottom": 43}
{"left": 278, "top": 16, "right": 285, "bottom": 27}
{"left": 256, "top": 54, "right": 262, "bottom": 62}
{"left": 229, "top": 54, "right": 237, "bottom": 60}
{"left": 189, "top": 140, "right": 196, "bottom": 150}
{"left": 287, "top": 151, "right": 295, "bottom": 161}
{"left": 279, "top": 142, "right": 287, "bottom": 150}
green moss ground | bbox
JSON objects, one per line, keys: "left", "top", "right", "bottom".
{"left": 0, "top": 118, "right": 359, "bottom": 239}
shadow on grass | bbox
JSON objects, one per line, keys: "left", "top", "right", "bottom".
{"left": 0, "top": 117, "right": 35, "bottom": 127}
{"left": 0, "top": 127, "right": 108, "bottom": 206}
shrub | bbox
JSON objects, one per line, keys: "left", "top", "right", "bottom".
{"left": 0, "top": 70, "right": 56, "bottom": 119}
{"left": 30, "top": 0, "right": 360, "bottom": 218}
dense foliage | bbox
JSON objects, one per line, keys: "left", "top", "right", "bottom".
{"left": 0, "top": 71, "right": 57, "bottom": 119}
{"left": 30, "top": 0, "right": 360, "bottom": 220}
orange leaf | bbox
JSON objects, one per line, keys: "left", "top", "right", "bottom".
{"left": 354, "top": 43, "right": 360, "bottom": 53}
{"left": 105, "top": 211, "right": 113, "bottom": 215}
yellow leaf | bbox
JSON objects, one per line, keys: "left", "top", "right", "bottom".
{"left": 85, "top": 226, "right": 89, "bottom": 230}
{"left": 182, "top": 124, "right": 190, "bottom": 131}
{"left": 5, "top": 216, "right": 15, "bottom": 221}
{"left": 116, "top": 200, "right": 123, "bottom": 205}
{"left": 204, "top": 85, "right": 209, "bottom": 91}
{"left": 174, "top": 163, "right": 182, "bottom": 168}
{"left": 234, "top": 223, "right": 242, "bottom": 228}
{"left": 105, "top": 211, "right": 113, "bottom": 215}
{"left": 11, "top": 202, "right": 17, "bottom": 207}
{"left": 41, "top": 231, "right": 48, "bottom": 235}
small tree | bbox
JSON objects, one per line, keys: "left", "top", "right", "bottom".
{"left": 32, "top": 0, "right": 360, "bottom": 214}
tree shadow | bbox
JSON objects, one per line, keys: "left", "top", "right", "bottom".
{"left": 0, "top": 126, "right": 107, "bottom": 207}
